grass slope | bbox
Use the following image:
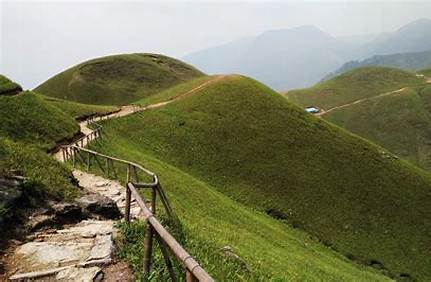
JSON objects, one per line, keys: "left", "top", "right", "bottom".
{"left": 35, "top": 53, "right": 204, "bottom": 106}
{"left": 324, "top": 86, "right": 431, "bottom": 170}
{"left": 95, "top": 75, "right": 431, "bottom": 280}
{"left": 286, "top": 67, "right": 424, "bottom": 109}
{"left": 0, "top": 74, "right": 22, "bottom": 95}
{"left": 0, "top": 91, "right": 79, "bottom": 150}
{"left": 42, "top": 96, "right": 118, "bottom": 120}
{"left": 89, "top": 133, "right": 387, "bottom": 281}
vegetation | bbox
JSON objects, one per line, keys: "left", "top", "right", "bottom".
{"left": 0, "top": 91, "right": 79, "bottom": 150}
{"left": 42, "top": 96, "right": 118, "bottom": 120}
{"left": 418, "top": 68, "right": 431, "bottom": 77}
{"left": 35, "top": 53, "right": 205, "bottom": 106}
{"left": 286, "top": 67, "right": 424, "bottom": 109}
{"left": 91, "top": 75, "right": 431, "bottom": 280}
{"left": 0, "top": 74, "right": 22, "bottom": 95}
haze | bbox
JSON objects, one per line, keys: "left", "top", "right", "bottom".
{"left": 1, "top": 0, "right": 431, "bottom": 89}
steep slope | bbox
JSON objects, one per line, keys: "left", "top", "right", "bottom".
{"left": 94, "top": 75, "right": 431, "bottom": 280}
{"left": 0, "top": 75, "right": 22, "bottom": 96}
{"left": 287, "top": 67, "right": 424, "bottom": 109}
{"left": 325, "top": 49, "right": 431, "bottom": 80}
{"left": 0, "top": 91, "right": 79, "bottom": 149}
{"left": 35, "top": 53, "right": 204, "bottom": 106}
{"left": 183, "top": 25, "right": 354, "bottom": 90}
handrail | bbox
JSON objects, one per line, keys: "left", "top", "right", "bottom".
{"left": 60, "top": 116, "right": 214, "bottom": 282}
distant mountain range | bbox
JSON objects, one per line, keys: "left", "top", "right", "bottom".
{"left": 183, "top": 18, "right": 431, "bottom": 90}
{"left": 324, "top": 49, "right": 431, "bottom": 80}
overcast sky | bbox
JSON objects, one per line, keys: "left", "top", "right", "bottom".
{"left": 1, "top": 0, "right": 431, "bottom": 89}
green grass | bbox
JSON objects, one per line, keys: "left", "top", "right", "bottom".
{"left": 286, "top": 67, "right": 424, "bottom": 109}
{"left": 91, "top": 75, "right": 431, "bottom": 280}
{"left": 87, "top": 138, "right": 388, "bottom": 281}
{"left": 42, "top": 96, "right": 118, "bottom": 120}
{"left": 324, "top": 86, "right": 431, "bottom": 170}
{"left": 0, "top": 91, "right": 79, "bottom": 150}
{"left": 35, "top": 53, "right": 205, "bottom": 106}
{"left": 0, "top": 137, "right": 77, "bottom": 201}
{"left": 0, "top": 74, "right": 22, "bottom": 95}
{"left": 418, "top": 68, "right": 431, "bottom": 77}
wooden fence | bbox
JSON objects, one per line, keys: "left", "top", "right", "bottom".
{"left": 61, "top": 117, "right": 213, "bottom": 282}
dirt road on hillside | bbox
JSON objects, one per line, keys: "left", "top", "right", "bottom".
{"left": 317, "top": 87, "right": 407, "bottom": 116}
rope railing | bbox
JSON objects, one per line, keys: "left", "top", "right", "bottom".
{"left": 60, "top": 117, "right": 213, "bottom": 282}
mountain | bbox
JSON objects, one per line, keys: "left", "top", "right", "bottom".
{"left": 364, "top": 19, "right": 431, "bottom": 56}
{"left": 93, "top": 74, "right": 431, "bottom": 280}
{"left": 183, "top": 25, "right": 355, "bottom": 90}
{"left": 183, "top": 19, "right": 431, "bottom": 90}
{"left": 34, "top": 54, "right": 204, "bottom": 106}
{"left": 324, "top": 49, "right": 431, "bottom": 80}
{"left": 286, "top": 67, "right": 431, "bottom": 171}
{"left": 0, "top": 75, "right": 22, "bottom": 96}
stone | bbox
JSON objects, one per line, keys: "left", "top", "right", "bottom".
{"left": 51, "top": 202, "right": 83, "bottom": 224}
{"left": 56, "top": 266, "right": 101, "bottom": 281}
{"left": 76, "top": 193, "right": 121, "bottom": 219}
{"left": 87, "top": 234, "right": 114, "bottom": 261}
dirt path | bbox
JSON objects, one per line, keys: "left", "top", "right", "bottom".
{"left": 317, "top": 87, "right": 407, "bottom": 116}
{"left": 5, "top": 76, "right": 223, "bottom": 281}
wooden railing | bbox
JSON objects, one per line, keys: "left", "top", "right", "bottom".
{"left": 61, "top": 118, "right": 213, "bottom": 282}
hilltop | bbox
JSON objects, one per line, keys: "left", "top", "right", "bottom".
{"left": 286, "top": 67, "right": 424, "bottom": 109}
{"left": 35, "top": 53, "right": 204, "bottom": 106}
{"left": 92, "top": 75, "right": 431, "bottom": 280}
{"left": 324, "top": 49, "right": 431, "bottom": 80}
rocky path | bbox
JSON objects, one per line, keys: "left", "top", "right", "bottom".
{"left": 4, "top": 76, "right": 223, "bottom": 281}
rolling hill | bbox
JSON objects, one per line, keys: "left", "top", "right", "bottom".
{"left": 324, "top": 49, "right": 431, "bottom": 80}
{"left": 287, "top": 67, "right": 431, "bottom": 171}
{"left": 91, "top": 75, "right": 431, "bottom": 280}
{"left": 286, "top": 67, "right": 424, "bottom": 109}
{"left": 0, "top": 91, "right": 79, "bottom": 150}
{"left": 34, "top": 54, "right": 204, "bottom": 106}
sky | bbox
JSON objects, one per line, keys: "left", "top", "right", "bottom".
{"left": 1, "top": 0, "right": 431, "bottom": 89}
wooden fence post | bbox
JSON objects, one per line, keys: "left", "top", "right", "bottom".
{"left": 143, "top": 187, "right": 156, "bottom": 274}
{"left": 186, "top": 270, "right": 198, "bottom": 282}
{"left": 72, "top": 148, "right": 76, "bottom": 168}
{"left": 125, "top": 165, "right": 131, "bottom": 223}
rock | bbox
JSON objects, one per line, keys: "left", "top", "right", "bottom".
{"left": 76, "top": 193, "right": 121, "bottom": 219}
{"left": 28, "top": 214, "right": 56, "bottom": 231}
{"left": 56, "top": 266, "right": 101, "bottom": 281}
{"left": 51, "top": 202, "right": 83, "bottom": 224}
{"left": 0, "top": 178, "right": 22, "bottom": 221}
{"left": 87, "top": 234, "right": 114, "bottom": 261}
{"left": 220, "top": 246, "right": 249, "bottom": 271}
{"left": 58, "top": 220, "right": 115, "bottom": 238}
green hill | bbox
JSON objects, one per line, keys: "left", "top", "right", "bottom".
{"left": 34, "top": 53, "right": 205, "bottom": 106}
{"left": 42, "top": 96, "right": 118, "bottom": 120}
{"left": 286, "top": 67, "right": 424, "bottom": 109}
{"left": 0, "top": 91, "right": 79, "bottom": 150}
{"left": 91, "top": 75, "right": 431, "bottom": 280}
{"left": 0, "top": 75, "right": 22, "bottom": 96}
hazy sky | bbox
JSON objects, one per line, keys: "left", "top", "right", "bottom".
{"left": 1, "top": 0, "right": 431, "bottom": 89}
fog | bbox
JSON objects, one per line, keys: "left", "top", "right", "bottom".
{"left": 1, "top": 0, "right": 431, "bottom": 89}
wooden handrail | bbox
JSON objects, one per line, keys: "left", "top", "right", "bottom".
{"left": 61, "top": 117, "right": 213, "bottom": 281}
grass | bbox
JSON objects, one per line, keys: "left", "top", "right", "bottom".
{"left": 91, "top": 75, "right": 431, "bottom": 280}
{"left": 418, "top": 68, "right": 431, "bottom": 77}
{"left": 286, "top": 67, "right": 424, "bottom": 109}
{"left": 87, "top": 139, "right": 388, "bottom": 281}
{"left": 0, "top": 74, "right": 22, "bottom": 95}
{"left": 0, "top": 91, "right": 79, "bottom": 150}
{"left": 34, "top": 53, "right": 205, "bottom": 106}
{"left": 324, "top": 86, "right": 431, "bottom": 170}
{"left": 42, "top": 96, "right": 118, "bottom": 120}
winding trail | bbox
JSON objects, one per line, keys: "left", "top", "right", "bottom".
{"left": 317, "top": 87, "right": 408, "bottom": 116}
{"left": 6, "top": 76, "right": 224, "bottom": 281}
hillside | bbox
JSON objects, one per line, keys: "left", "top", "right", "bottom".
{"left": 0, "top": 91, "right": 79, "bottom": 149}
{"left": 35, "top": 53, "right": 204, "bottom": 106}
{"left": 92, "top": 75, "right": 431, "bottom": 280}
{"left": 324, "top": 49, "right": 431, "bottom": 80}
{"left": 0, "top": 75, "right": 22, "bottom": 96}
{"left": 286, "top": 67, "right": 424, "bottom": 109}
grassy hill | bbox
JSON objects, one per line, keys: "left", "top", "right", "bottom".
{"left": 42, "top": 96, "right": 118, "bottom": 120}
{"left": 91, "top": 75, "right": 431, "bottom": 280}
{"left": 286, "top": 67, "right": 424, "bottom": 109}
{"left": 0, "top": 75, "right": 22, "bottom": 96}
{"left": 0, "top": 91, "right": 79, "bottom": 150}
{"left": 34, "top": 53, "right": 204, "bottom": 106}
